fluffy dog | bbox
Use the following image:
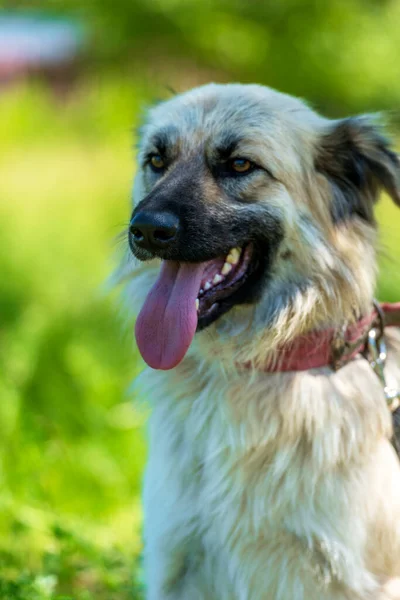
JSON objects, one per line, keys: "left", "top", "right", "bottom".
{"left": 117, "top": 84, "right": 400, "bottom": 599}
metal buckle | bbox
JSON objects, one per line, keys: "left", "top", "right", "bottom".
{"left": 363, "top": 302, "right": 400, "bottom": 411}
{"left": 331, "top": 325, "right": 348, "bottom": 371}
{"left": 331, "top": 322, "right": 370, "bottom": 371}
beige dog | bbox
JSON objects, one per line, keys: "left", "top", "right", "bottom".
{"left": 118, "top": 84, "right": 400, "bottom": 599}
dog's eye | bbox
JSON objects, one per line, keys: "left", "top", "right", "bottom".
{"left": 230, "top": 158, "right": 253, "bottom": 174}
{"left": 149, "top": 154, "right": 165, "bottom": 172}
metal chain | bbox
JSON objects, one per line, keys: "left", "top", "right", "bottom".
{"left": 365, "top": 328, "right": 400, "bottom": 412}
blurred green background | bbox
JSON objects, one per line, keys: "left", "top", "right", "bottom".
{"left": 0, "top": 1, "right": 399, "bottom": 598}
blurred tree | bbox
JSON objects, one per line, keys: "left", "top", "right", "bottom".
{"left": 13, "top": 0, "right": 400, "bottom": 114}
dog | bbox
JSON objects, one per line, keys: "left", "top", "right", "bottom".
{"left": 117, "top": 83, "right": 400, "bottom": 599}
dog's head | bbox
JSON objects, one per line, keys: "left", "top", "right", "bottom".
{"left": 125, "top": 83, "right": 400, "bottom": 370}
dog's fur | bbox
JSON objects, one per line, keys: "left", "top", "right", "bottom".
{"left": 117, "top": 84, "right": 400, "bottom": 599}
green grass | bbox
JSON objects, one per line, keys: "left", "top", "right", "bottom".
{"left": 0, "top": 78, "right": 399, "bottom": 599}
{"left": 0, "top": 79, "right": 152, "bottom": 599}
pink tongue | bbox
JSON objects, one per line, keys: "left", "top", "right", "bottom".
{"left": 135, "top": 261, "right": 205, "bottom": 370}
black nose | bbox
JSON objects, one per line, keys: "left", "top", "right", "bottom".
{"left": 129, "top": 211, "right": 180, "bottom": 251}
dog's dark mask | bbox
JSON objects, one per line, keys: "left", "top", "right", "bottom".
{"left": 129, "top": 151, "right": 283, "bottom": 370}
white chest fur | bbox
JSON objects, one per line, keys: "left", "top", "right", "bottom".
{"left": 141, "top": 340, "right": 400, "bottom": 600}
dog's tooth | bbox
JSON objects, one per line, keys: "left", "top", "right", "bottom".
{"left": 204, "top": 281, "right": 212, "bottom": 291}
{"left": 221, "top": 262, "right": 232, "bottom": 276}
{"left": 227, "top": 247, "right": 241, "bottom": 265}
{"left": 213, "top": 273, "right": 223, "bottom": 285}
{"left": 195, "top": 299, "right": 199, "bottom": 311}
{"left": 199, "top": 288, "right": 204, "bottom": 296}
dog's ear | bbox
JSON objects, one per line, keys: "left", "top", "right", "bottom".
{"left": 315, "top": 116, "right": 400, "bottom": 223}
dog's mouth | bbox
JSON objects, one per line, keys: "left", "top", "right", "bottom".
{"left": 135, "top": 244, "right": 258, "bottom": 370}
{"left": 195, "top": 244, "right": 255, "bottom": 328}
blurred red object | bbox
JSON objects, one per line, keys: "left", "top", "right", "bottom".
{"left": 0, "top": 13, "right": 86, "bottom": 89}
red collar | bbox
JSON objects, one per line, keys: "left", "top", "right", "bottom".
{"left": 247, "top": 302, "right": 400, "bottom": 373}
